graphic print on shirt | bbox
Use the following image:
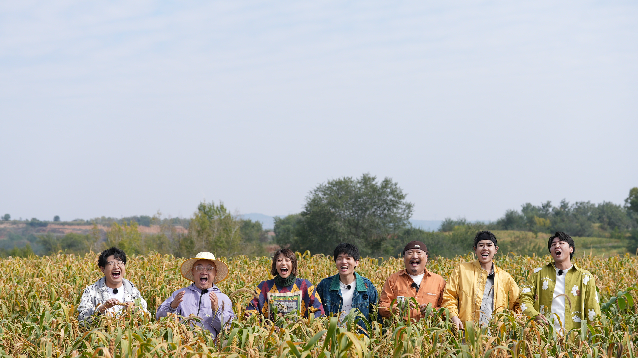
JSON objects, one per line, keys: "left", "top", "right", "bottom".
{"left": 268, "top": 291, "right": 302, "bottom": 317}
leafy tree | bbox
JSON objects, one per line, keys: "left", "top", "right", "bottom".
{"left": 182, "top": 201, "right": 242, "bottom": 258}
{"left": 53, "top": 215, "right": 60, "bottom": 222}
{"left": 2, "top": 214, "right": 9, "bottom": 221}
{"left": 37, "top": 234, "right": 61, "bottom": 254}
{"left": 625, "top": 187, "right": 638, "bottom": 215}
{"left": 628, "top": 229, "right": 638, "bottom": 255}
{"left": 240, "top": 219, "right": 266, "bottom": 243}
{"left": 548, "top": 200, "right": 593, "bottom": 237}
{"left": 26, "top": 218, "right": 48, "bottom": 228}
{"left": 596, "top": 201, "right": 632, "bottom": 231}
{"left": 105, "top": 221, "right": 143, "bottom": 254}
{"left": 439, "top": 218, "right": 468, "bottom": 232}
{"left": 495, "top": 209, "right": 526, "bottom": 230}
{"left": 273, "top": 214, "right": 304, "bottom": 249}
{"left": 295, "top": 174, "right": 414, "bottom": 256}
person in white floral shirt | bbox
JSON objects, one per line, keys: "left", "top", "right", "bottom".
{"left": 77, "top": 247, "right": 148, "bottom": 323}
{"left": 518, "top": 232, "right": 600, "bottom": 333}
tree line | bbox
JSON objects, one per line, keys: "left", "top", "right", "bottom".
{"left": 3, "top": 175, "right": 637, "bottom": 259}
{"left": 272, "top": 175, "right": 638, "bottom": 258}
{"left": 0, "top": 202, "right": 271, "bottom": 258}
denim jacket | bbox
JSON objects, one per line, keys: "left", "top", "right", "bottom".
{"left": 316, "top": 272, "right": 379, "bottom": 327}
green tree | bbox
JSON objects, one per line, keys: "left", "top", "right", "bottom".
{"left": 240, "top": 219, "right": 266, "bottom": 243}
{"left": 596, "top": 201, "right": 632, "bottom": 231}
{"left": 438, "top": 218, "right": 468, "bottom": 232}
{"left": 38, "top": 234, "right": 61, "bottom": 254}
{"left": 296, "top": 173, "right": 414, "bottom": 256}
{"left": 625, "top": 187, "right": 638, "bottom": 215}
{"left": 274, "top": 214, "right": 304, "bottom": 249}
{"left": 2, "top": 214, "right": 9, "bottom": 221}
{"left": 53, "top": 215, "right": 60, "bottom": 222}
{"left": 105, "top": 221, "right": 143, "bottom": 254}
{"left": 182, "top": 201, "right": 242, "bottom": 258}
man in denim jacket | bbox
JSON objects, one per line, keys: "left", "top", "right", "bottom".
{"left": 316, "top": 243, "right": 379, "bottom": 330}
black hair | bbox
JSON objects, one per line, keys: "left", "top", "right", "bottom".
{"left": 270, "top": 248, "right": 298, "bottom": 277}
{"left": 98, "top": 247, "right": 127, "bottom": 268}
{"left": 333, "top": 243, "right": 360, "bottom": 262}
{"left": 473, "top": 231, "right": 497, "bottom": 248}
{"left": 547, "top": 232, "right": 575, "bottom": 259}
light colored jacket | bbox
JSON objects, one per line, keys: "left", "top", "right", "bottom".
{"left": 442, "top": 260, "right": 519, "bottom": 324}
{"left": 519, "top": 263, "right": 601, "bottom": 331}
{"left": 77, "top": 277, "right": 148, "bottom": 322}
{"left": 156, "top": 284, "right": 235, "bottom": 338}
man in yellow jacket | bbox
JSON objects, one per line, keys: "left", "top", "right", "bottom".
{"left": 442, "top": 231, "right": 520, "bottom": 329}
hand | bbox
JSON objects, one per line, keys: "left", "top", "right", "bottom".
{"left": 534, "top": 314, "right": 548, "bottom": 325}
{"left": 99, "top": 298, "right": 121, "bottom": 313}
{"left": 209, "top": 291, "right": 219, "bottom": 312}
{"left": 451, "top": 316, "right": 463, "bottom": 330}
{"left": 419, "top": 304, "right": 432, "bottom": 317}
{"left": 170, "top": 291, "right": 186, "bottom": 309}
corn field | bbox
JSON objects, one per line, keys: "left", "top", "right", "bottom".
{"left": 1, "top": 252, "right": 637, "bottom": 357}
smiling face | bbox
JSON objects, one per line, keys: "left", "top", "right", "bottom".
{"left": 100, "top": 255, "right": 126, "bottom": 288}
{"left": 550, "top": 237, "right": 573, "bottom": 265}
{"left": 474, "top": 240, "right": 498, "bottom": 267}
{"left": 335, "top": 253, "right": 359, "bottom": 278}
{"left": 276, "top": 254, "right": 293, "bottom": 278}
{"left": 403, "top": 249, "right": 427, "bottom": 275}
{"left": 191, "top": 259, "right": 216, "bottom": 290}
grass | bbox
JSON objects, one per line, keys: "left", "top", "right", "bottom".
{"left": 0, "top": 252, "right": 637, "bottom": 356}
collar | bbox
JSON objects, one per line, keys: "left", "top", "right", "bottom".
{"left": 329, "top": 272, "right": 366, "bottom": 292}
{"left": 472, "top": 260, "right": 497, "bottom": 274}
{"left": 545, "top": 262, "right": 582, "bottom": 274}
{"left": 399, "top": 268, "right": 430, "bottom": 278}
{"left": 187, "top": 283, "right": 217, "bottom": 294}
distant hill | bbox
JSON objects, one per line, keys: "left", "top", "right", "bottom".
{"left": 240, "top": 213, "right": 443, "bottom": 232}
{"left": 241, "top": 213, "right": 277, "bottom": 230}
{"left": 409, "top": 220, "right": 443, "bottom": 231}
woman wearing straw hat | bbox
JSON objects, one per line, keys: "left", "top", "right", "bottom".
{"left": 156, "top": 252, "right": 235, "bottom": 337}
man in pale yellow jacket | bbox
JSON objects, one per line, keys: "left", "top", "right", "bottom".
{"left": 442, "top": 231, "right": 520, "bottom": 329}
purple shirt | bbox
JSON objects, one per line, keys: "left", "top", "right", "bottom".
{"left": 156, "top": 283, "right": 235, "bottom": 338}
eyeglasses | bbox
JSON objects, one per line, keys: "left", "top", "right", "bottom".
{"left": 106, "top": 260, "right": 125, "bottom": 267}
{"left": 194, "top": 265, "right": 215, "bottom": 272}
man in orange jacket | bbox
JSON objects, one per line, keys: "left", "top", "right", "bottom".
{"left": 378, "top": 241, "right": 446, "bottom": 321}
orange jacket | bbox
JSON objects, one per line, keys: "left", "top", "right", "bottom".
{"left": 378, "top": 269, "right": 446, "bottom": 321}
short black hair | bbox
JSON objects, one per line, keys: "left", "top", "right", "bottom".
{"left": 473, "top": 231, "right": 497, "bottom": 248}
{"left": 547, "top": 232, "right": 575, "bottom": 259}
{"left": 98, "top": 247, "right": 127, "bottom": 268}
{"left": 333, "top": 243, "right": 360, "bottom": 262}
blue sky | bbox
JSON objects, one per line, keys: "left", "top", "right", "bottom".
{"left": 1, "top": 1, "right": 637, "bottom": 221}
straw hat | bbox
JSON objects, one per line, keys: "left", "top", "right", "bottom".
{"left": 180, "top": 252, "right": 229, "bottom": 284}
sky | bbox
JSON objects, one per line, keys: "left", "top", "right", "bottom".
{"left": 1, "top": 1, "right": 637, "bottom": 222}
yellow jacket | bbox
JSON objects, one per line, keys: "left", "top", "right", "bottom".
{"left": 442, "top": 260, "right": 520, "bottom": 323}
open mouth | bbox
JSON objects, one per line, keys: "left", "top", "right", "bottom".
{"left": 111, "top": 270, "right": 121, "bottom": 279}
{"left": 555, "top": 250, "right": 562, "bottom": 257}
{"left": 199, "top": 275, "right": 209, "bottom": 284}
{"left": 410, "top": 259, "right": 420, "bottom": 268}
{"left": 481, "top": 252, "right": 490, "bottom": 259}
{"left": 279, "top": 267, "right": 289, "bottom": 275}
{"left": 339, "top": 265, "right": 349, "bottom": 272}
